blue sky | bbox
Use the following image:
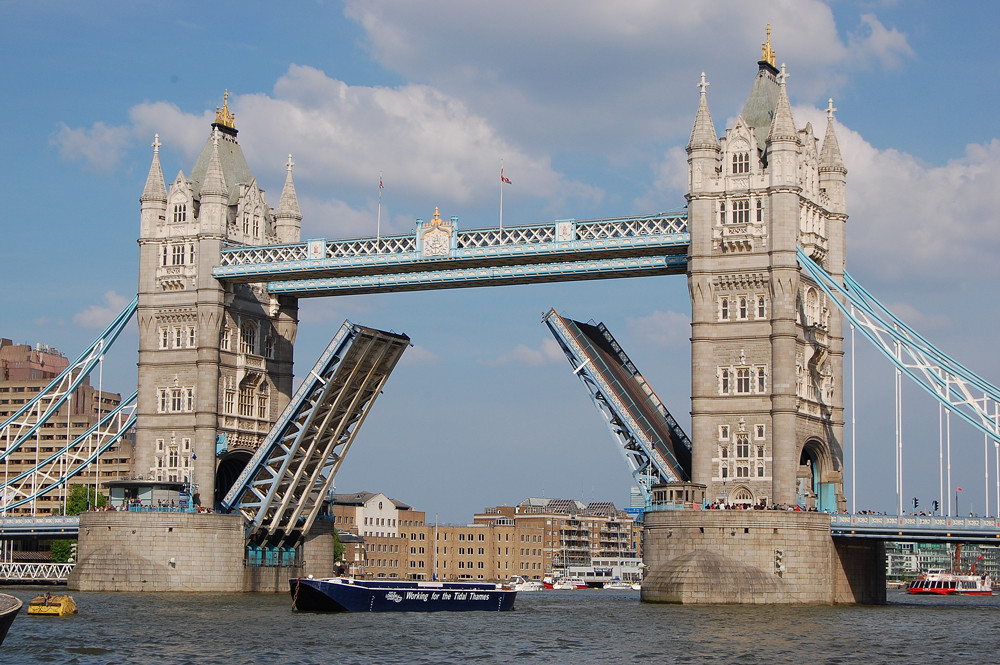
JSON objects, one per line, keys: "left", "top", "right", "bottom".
{"left": 4, "top": 1, "right": 1000, "bottom": 522}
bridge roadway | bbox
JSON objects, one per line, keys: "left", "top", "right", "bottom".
{"left": 212, "top": 212, "right": 690, "bottom": 296}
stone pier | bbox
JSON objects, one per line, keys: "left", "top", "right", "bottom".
{"left": 641, "top": 510, "right": 885, "bottom": 604}
{"left": 68, "top": 512, "right": 337, "bottom": 593}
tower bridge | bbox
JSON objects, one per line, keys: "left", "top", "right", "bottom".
{"left": 5, "top": 34, "right": 998, "bottom": 602}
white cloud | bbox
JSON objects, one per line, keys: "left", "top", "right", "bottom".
{"left": 399, "top": 344, "right": 439, "bottom": 366}
{"left": 627, "top": 310, "right": 690, "bottom": 348}
{"left": 50, "top": 121, "right": 131, "bottom": 171}
{"left": 794, "top": 106, "right": 1000, "bottom": 291}
{"left": 847, "top": 14, "right": 914, "bottom": 70}
{"left": 74, "top": 291, "right": 130, "bottom": 329}
{"left": 343, "top": 0, "right": 911, "bottom": 153}
{"left": 479, "top": 337, "right": 564, "bottom": 366}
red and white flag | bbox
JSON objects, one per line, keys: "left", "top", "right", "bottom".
{"left": 501, "top": 167, "right": 511, "bottom": 184}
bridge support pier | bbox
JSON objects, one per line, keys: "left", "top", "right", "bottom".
{"left": 641, "top": 510, "right": 885, "bottom": 604}
{"left": 68, "top": 513, "right": 337, "bottom": 593}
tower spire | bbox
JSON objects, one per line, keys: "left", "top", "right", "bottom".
{"left": 767, "top": 63, "right": 798, "bottom": 145}
{"left": 140, "top": 133, "right": 167, "bottom": 204}
{"left": 275, "top": 154, "right": 302, "bottom": 244}
{"left": 819, "top": 98, "right": 846, "bottom": 173}
{"left": 687, "top": 72, "right": 720, "bottom": 153}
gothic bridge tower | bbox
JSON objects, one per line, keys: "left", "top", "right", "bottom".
{"left": 686, "top": 37, "right": 848, "bottom": 511}
{"left": 136, "top": 94, "right": 301, "bottom": 506}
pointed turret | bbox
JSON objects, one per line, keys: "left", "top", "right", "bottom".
{"left": 199, "top": 128, "right": 229, "bottom": 235}
{"left": 140, "top": 134, "right": 167, "bottom": 238}
{"left": 687, "top": 73, "right": 720, "bottom": 153}
{"left": 766, "top": 64, "right": 799, "bottom": 146}
{"left": 819, "top": 99, "right": 846, "bottom": 174}
{"left": 275, "top": 154, "right": 302, "bottom": 244}
{"left": 141, "top": 134, "right": 167, "bottom": 204}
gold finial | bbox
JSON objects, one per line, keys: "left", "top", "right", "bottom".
{"left": 761, "top": 24, "right": 776, "bottom": 67}
{"left": 433, "top": 206, "right": 441, "bottom": 222}
{"left": 215, "top": 89, "right": 236, "bottom": 129}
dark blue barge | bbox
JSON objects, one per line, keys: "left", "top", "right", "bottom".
{"left": 290, "top": 577, "right": 517, "bottom": 612}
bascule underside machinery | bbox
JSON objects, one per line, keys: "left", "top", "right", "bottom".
{"left": 543, "top": 309, "right": 691, "bottom": 501}
{"left": 220, "top": 321, "right": 410, "bottom": 545}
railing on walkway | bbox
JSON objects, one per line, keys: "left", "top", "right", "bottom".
{"left": 831, "top": 513, "right": 1000, "bottom": 542}
{"left": 0, "top": 516, "right": 80, "bottom": 536}
{"left": 0, "top": 561, "right": 73, "bottom": 583}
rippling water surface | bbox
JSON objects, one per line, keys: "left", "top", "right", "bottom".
{"left": 2, "top": 587, "right": 999, "bottom": 664}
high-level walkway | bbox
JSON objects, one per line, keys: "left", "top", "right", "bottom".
{"left": 213, "top": 211, "right": 689, "bottom": 295}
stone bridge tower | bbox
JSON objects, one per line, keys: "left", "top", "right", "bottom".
{"left": 136, "top": 94, "right": 300, "bottom": 506}
{"left": 686, "top": 38, "right": 848, "bottom": 511}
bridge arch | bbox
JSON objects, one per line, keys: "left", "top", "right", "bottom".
{"left": 798, "top": 438, "right": 838, "bottom": 512}
{"left": 215, "top": 448, "right": 254, "bottom": 507}
{"left": 729, "top": 485, "right": 755, "bottom": 506}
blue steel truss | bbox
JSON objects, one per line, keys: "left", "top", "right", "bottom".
{"left": 0, "top": 295, "right": 137, "bottom": 459}
{"left": 221, "top": 321, "right": 410, "bottom": 544}
{"left": 1, "top": 394, "right": 136, "bottom": 512}
{"left": 0, "top": 296, "right": 138, "bottom": 513}
{"left": 543, "top": 309, "right": 691, "bottom": 502}
{"left": 798, "top": 248, "right": 1000, "bottom": 444}
{"left": 213, "top": 212, "right": 689, "bottom": 296}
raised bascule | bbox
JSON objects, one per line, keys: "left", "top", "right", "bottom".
{"left": 8, "top": 33, "right": 1000, "bottom": 601}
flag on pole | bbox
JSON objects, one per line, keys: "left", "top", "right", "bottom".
{"left": 501, "top": 167, "right": 511, "bottom": 184}
{"left": 380, "top": 176, "right": 384, "bottom": 190}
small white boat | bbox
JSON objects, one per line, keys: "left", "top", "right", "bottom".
{"left": 505, "top": 575, "right": 544, "bottom": 592}
{"left": 552, "top": 576, "right": 588, "bottom": 590}
{"left": 602, "top": 578, "right": 634, "bottom": 590}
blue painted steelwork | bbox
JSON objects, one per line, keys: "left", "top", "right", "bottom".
{"left": 0, "top": 295, "right": 137, "bottom": 460}
{"left": 0, "top": 393, "right": 136, "bottom": 512}
{"left": 830, "top": 513, "right": 1000, "bottom": 544}
{"left": 798, "top": 248, "right": 1000, "bottom": 444}
{"left": 543, "top": 309, "right": 691, "bottom": 502}
{"left": 0, "top": 516, "right": 79, "bottom": 536}
{"left": 221, "top": 321, "right": 410, "bottom": 544}
{"left": 213, "top": 212, "right": 689, "bottom": 295}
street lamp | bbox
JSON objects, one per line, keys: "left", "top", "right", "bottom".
{"left": 956, "top": 487, "right": 964, "bottom": 517}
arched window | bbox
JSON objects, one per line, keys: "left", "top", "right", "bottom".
{"left": 732, "top": 152, "right": 750, "bottom": 174}
{"left": 805, "top": 288, "right": 820, "bottom": 325}
{"left": 240, "top": 322, "right": 257, "bottom": 355}
{"left": 721, "top": 369, "right": 730, "bottom": 394}
{"left": 757, "top": 296, "right": 766, "bottom": 318}
{"left": 739, "top": 297, "right": 747, "bottom": 319}
{"left": 733, "top": 199, "right": 750, "bottom": 224}
{"left": 736, "top": 368, "right": 751, "bottom": 394}
{"left": 721, "top": 298, "right": 729, "bottom": 320}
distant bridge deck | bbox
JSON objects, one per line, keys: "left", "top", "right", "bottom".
{"left": 644, "top": 507, "right": 1000, "bottom": 543}
{"left": 831, "top": 513, "right": 1000, "bottom": 544}
{"left": 0, "top": 516, "right": 80, "bottom": 537}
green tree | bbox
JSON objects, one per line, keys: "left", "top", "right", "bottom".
{"left": 334, "top": 528, "right": 344, "bottom": 563}
{"left": 50, "top": 539, "right": 76, "bottom": 563}
{"left": 65, "top": 484, "right": 107, "bottom": 515}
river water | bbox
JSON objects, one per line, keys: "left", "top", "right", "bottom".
{"left": 2, "top": 587, "right": 998, "bottom": 664}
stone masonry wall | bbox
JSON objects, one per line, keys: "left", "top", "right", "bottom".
{"left": 69, "top": 512, "right": 246, "bottom": 592}
{"left": 642, "top": 510, "right": 884, "bottom": 604}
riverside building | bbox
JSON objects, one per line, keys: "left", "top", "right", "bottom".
{"left": 326, "top": 491, "right": 635, "bottom": 582}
